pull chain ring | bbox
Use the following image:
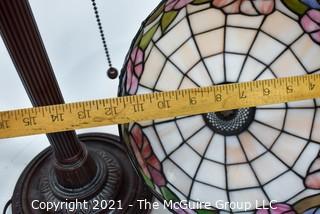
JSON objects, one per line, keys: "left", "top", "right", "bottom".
{"left": 90, "top": 0, "right": 118, "bottom": 79}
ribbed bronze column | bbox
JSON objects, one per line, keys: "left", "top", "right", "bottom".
{"left": 0, "top": 0, "right": 97, "bottom": 189}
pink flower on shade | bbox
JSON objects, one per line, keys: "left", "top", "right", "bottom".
{"left": 173, "top": 207, "right": 196, "bottom": 214}
{"left": 130, "top": 124, "right": 166, "bottom": 187}
{"left": 300, "top": 9, "right": 320, "bottom": 44}
{"left": 165, "top": 0, "right": 193, "bottom": 12}
{"left": 126, "top": 47, "right": 144, "bottom": 94}
{"left": 305, "top": 172, "right": 320, "bottom": 189}
{"left": 212, "top": 0, "right": 274, "bottom": 15}
{"left": 256, "top": 203, "right": 296, "bottom": 214}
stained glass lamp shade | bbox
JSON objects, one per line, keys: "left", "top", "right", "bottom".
{"left": 119, "top": 0, "right": 320, "bottom": 213}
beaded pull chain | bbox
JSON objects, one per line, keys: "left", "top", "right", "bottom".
{"left": 91, "top": 0, "right": 118, "bottom": 79}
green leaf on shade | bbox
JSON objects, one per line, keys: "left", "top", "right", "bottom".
{"left": 196, "top": 209, "right": 219, "bottom": 214}
{"left": 121, "top": 125, "right": 130, "bottom": 145}
{"left": 281, "top": 0, "right": 309, "bottom": 15}
{"left": 192, "top": 0, "right": 211, "bottom": 4}
{"left": 160, "top": 187, "right": 180, "bottom": 202}
{"left": 146, "top": 4, "right": 165, "bottom": 25}
{"left": 161, "top": 11, "right": 178, "bottom": 32}
{"left": 133, "top": 32, "right": 143, "bottom": 49}
{"left": 139, "top": 24, "right": 159, "bottom": 50}
{"left": 142, "top": 173, "right": 155, "bottom": 189}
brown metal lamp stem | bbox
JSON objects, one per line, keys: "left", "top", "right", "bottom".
{"left": 0, "top": 0, "right": 97, "bottom": 190}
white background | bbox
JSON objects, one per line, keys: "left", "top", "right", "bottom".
{"left": 0, "top": 0, "right": 170, "bottom": 213}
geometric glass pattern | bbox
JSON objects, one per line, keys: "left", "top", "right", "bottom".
{"left": 119, "top": 0, "right": 320, "bottom": 213}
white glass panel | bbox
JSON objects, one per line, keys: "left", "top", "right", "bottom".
{"left": 255, "top": 109, "right": 285, "bottom": 129}
{"left": 312, "top": 110, "right": 320, "bottom": 142}
{"left": 226, "top": 136, "right": 247, "bottom": 165}
{"left": 204, "top": 54, "right": 225, "bottom": 84}
{"left": 156, "top": 19, "right": 191, "bottom": 55}
{"left": 250, "top": 32, "right": 286, "bottom": 65}
{"left": 152, "top": 27, "right": 162, "bottom": 42}
{"left": 187, "top": 62, "right": 213, "bottom": 86}
{"left": 227, "top": 14, "right": 264, "bottom": 29}
{"left": 155, "top": 122, "right": 183, "bottom": 154}
{"left": 249, "top": 121, "right": 280, "bottom": 148}
{"left": 293, "top": 143, "right": 320, "bottom": 176}
{"left": 170, "top": 38, "right": 201, "bottom": 72}
{"left": 155, "top": 61, "right": 183, "bottom": 91}
{"left": 179, "top": 77, "right": 197, "bottom": 89}
{"left": 291, "top": 35, "right": 320, "bottom": 72}
{"left": 137, "top": 85, "right": 153, "bottom": 94}
{"left": 144, "top": 43, "right": 154, "bottom": 62}
{"left": 255, "top": 69, "right": 275, "bottom": 80}
{"left": 251, "top": 153, "right": 288, "bottom": 184}
{"left": 225, "top": 27, "right": 257, "bottom": 54}
{"left": 271, "top": 50, "right": 306, "bottom": 78}
{"left": 262, "top": 11, "right": 303, "bottom": 45}
{"left": 176, "top": 115, "right": 206, "bottom": 139}
{"left": 140, "top": 47, "right": 166, "bottom": 88}
{"left": 187, "top": 3, "right": 210, "bottom": 14}
{"left": 196, "top": 160, "right": 226, "bottom": 188}
{"left": 142, "top": 127, "right": 166, "bottom": 161}
{"left": 163, "top": 160, "right": 192, "bottom": 196}
{"left": 228, "top": 164, "right": 259, "bottom": 189}
{"left": 238, "top": 57, "right": 266, "bottom": 82}
{"left": 310, "top": 157, "right": 320, "bottom": 173}
{"left": 239, "top": 131, "right": 267, "bottom": 161}
{"left": 191, "top": 182, "right": 228, "bottom": 209}
{"left": 189, "top": 8, "right": 225, "bottom": 34}
{"left": 272, "top": 133, "right": 306, "bottom": 167}
{"left": 205, "top": 134, "right": 225, "bottom": 164}
{"left": 225, "top": 53, "right": 246, "bottom": 83}
{"left": 229, "top": 189, "right": 268, "bottom": 212}
{"left": 187, "top": 127, "right": 213, "bottom": 155}
{"left": 264, "top": 171, "right": 303, "bottom": 202}
{"left": 171, "top": 144, "right": 201, "bottom": 177}
{"left": 284, "top": 109, "right": 315, "bottom": 139}
{"left": 195, "top": 28, "right": 224, "bottom": 57}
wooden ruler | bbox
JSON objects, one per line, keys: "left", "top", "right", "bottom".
{"left": 0, "top": 74, "right": 319, "bottom": 139}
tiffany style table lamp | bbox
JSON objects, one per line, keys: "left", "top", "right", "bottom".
{"left": 119, "top": 0, "right": 320, "bottom": 213}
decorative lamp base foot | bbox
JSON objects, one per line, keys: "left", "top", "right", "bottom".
{"left": 11, "top": 133, "right": 153, "bottom": 213}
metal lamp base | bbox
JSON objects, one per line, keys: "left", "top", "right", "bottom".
{"left": 12, "top": 133, "right": 153, "bottom": 213}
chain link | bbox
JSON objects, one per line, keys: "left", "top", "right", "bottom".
{"left": 91, "top": 0, "right": 112, "bottom": 68}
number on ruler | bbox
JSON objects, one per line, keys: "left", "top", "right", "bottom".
{"left": 287, "top": 85, "right": 293, "bottom": 94}
{"left": 157, "top": 100, "right": 171, "bottom": 109}
{"left": 309, "top": 82, "right": 316, "bottom": 91}
{"left": 23, "top": 116, "right": 37, "bottom": 126}
{"left": 263, "top": 87, "right": 271, "bottom": 96}
{"left": 0, "top": 120, "right": 9, "bottom": 129}
{"left": 239, "top": 90, "right": 247, "bottom": 99}
{"left": 189, "top": 97, "right": 197, "bottom": 105}
{"left": 105, "top": 107, "right": 118, "bottom": 116}
{"left": 78, "top": 110, "right": 91, "bottom": 119}
{"left": 215, "top": 94, "right": 222, "bottom": 102}
{"left": 51, "top": 113, "right": 64, "bottom": 122}
{"left": 133, "top": 103, "right": 144, "bottom": 112}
